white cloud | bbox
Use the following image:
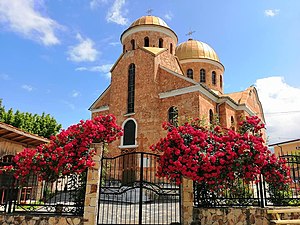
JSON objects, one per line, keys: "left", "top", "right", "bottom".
{"left": 164, "top": 12, "right": 173, "bottom": 21}
{"left": 90, "top": 0, "right": 108, "bottom": 9}
{"left": 21, "top": 84, "right": 33, "bottom": 92}
{"left": 109, "top": 41, "right": 120, "bottom": 46}
{"left": 264, "top": 9, "right": 280, "bottom": 17}
{"left": 255, "top": 77, "right": 300, "bottom": 144}
{"left": 67, "top": 33, "right": 99, "bottom": 62}
{"left": 106, "top": 0, "right": 128, "bottom": 25}
{"left": 0, "top": 73, "right": 10, "bottom": 80}
{"left": 71, "top": 90, "right": 80, "bottom": 98}
{"left": 75, "top": 63, "right": 113, "bottom": 78}
{"left": 0, "top": 0, "right": 61, "bottom": 45}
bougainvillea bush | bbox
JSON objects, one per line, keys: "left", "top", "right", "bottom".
{"left": 151, "top": 116, "right": 290, "bottom": 190}
{"left": 10, "top": 115, "right": 122, "bottom": 182}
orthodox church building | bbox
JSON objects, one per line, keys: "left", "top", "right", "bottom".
{"left": 89, "top": 15, "right": 265, "bottom": 156}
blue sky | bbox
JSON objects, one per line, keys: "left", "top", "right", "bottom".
{"left": 0, "top": 0, "right": 300, "bottom": 144}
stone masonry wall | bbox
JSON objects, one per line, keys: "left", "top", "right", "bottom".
{"left": 0, "top": 215, "right": 83, "bottom": 225}
{"left": 192, "top": 207, "right": 300, "bottom": 225}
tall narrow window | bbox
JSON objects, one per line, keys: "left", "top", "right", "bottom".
{"left": 127, "top": 64, "right": 135, "bottom": 113}
{"left": 187, "top": 69, "right": 193, "bottom": 79}
{"left": 123, "top": 120, "right": 136, "bottom": 145}
{"left": 200, "top": 69, "right": 206, "bottom": 83}
{"left": 209, "top": 109, "right": 214, "bottom": 124}
{"left": 220, "top": 75, "right": 223, "bottom": 88}
{"left": 144, "top": 37, "right": 149, "bottom": 47}
{"left": 131, "top": 39, "right": 135, "bottom": 50}
{"left": 231, "top": 116, "right": 235, "bottom": 131}
{"left": 170, "top": 43, "right": 173, "bottom": 54}
{"left": 159, "top": 38, "right": 163, "bottom": 48}
{"left": 168, "top": 106, "right": 178, "bottom": 127}
{"left": 212, "top": 71, "right": 216, "bottom": 85}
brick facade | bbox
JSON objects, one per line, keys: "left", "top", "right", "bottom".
{"left": 89, "top": 15, "right": 265, "bottom": 158}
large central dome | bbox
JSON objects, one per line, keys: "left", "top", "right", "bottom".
{"left": 120, "top": 15, "right": 177, "bottom": 44}
{"left": 175, "top": 39, "right": 220, "bottom": 63}
{"left": 129, "top": 15, "right": 170, "bottom": 29}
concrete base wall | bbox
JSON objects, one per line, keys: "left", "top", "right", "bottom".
{"left": 0, "top": 215, "right": 84, "bottom": 225}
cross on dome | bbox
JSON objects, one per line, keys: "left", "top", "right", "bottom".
{"left": 146, "top": 9, "right": 153, "bottom": 15}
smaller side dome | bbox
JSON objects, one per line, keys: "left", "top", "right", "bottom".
{"left": 175, "top": 39, "right": 220, "bottom": 63}
{"left": 129, "top": 15, "right": 170, "bottom": 29}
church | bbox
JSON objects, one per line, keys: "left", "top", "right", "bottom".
{"left": 89, "top": 15, "right": 265, "bottom": 156}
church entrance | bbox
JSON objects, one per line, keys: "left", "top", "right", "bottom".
{"left": 97, "top": 152, "right": 181, "bottom": 225}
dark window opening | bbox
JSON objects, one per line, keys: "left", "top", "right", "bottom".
{"left": 170, "top": 43, "right": 173, "bottom": 54}
{"left": 127, "top": 64, "right": 135, "bottom": 113}
{"left": 212, "top": 71, "right": 216, "bottom": 85}
{"left": 168, "top": 106, "right": 178, "bottom": 127}
{"left": 187, "top": 69, "right": 193, "bottom": 79}
{"left": 131, "top": 39, "right": 135, "bottom": 50}
{"left": 123, "top": 120, "right": 136, "bottom": 145}
{"left": 220, "top": 75, "right": 223, "bottom": 88}
{"left": 200, "top": 69, "right": 206, "bottom": 83}
{"left": 231, "top": 116, "right": 235, "bottom": 131}
{"left": 144, "top": 37, "right": 149, "bottom": 47}
{"left": 159, "top": 38, "right": 163, "bottom": 48}
{"left": 209, "top": 109, "right": 214, "bottom": 124}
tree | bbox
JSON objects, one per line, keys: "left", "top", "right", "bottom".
{"left": 0, "top": 99, "right": 61, "bottom": 138}
{"left": 151, "top": 116, "right": 291, "bottom": 190}
{"left": 11, "top": 114, "right": 122, "bottom": 182}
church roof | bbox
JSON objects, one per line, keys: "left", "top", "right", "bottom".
{"left": 175, "top": 39, "right": 220, "bottom": 63}
{"left": 129, "top": 15, "right": 170, "bottom": 29}
{"left": 141, "top": 47, "right": 167, "bottom": 56}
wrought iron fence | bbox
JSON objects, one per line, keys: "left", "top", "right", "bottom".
{"left": 194, "top": 154, "right": 300, "bottom": 208}
{"left": 0, "top": 168, "right": 87, "bottom": 215}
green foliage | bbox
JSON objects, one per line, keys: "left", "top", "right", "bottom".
{"left": 0, "top": 99, "right": 61, "bottom": 138}
{"left": 268, "top": 183, "right": 293, "bottom": 205}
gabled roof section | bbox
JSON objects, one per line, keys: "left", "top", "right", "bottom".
{"left": 141, "top": 47, "right": 168, "bottom": 56}
{"left": 89, "top": 85, "right": 111, "bottom": 110}
{"left": 223, "top": 86, "right": 265, "bottom": 122}
{"left": 0, "top": 122, "right": 49, "bottom": 147}
{"left": 269, "top": 139, "right": 300, "bottom": 147}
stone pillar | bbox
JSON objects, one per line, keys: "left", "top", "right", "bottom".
{"left": 83, "top": 143, "right": 103, "bottom": 225}
{"left": 182, "top": 178, "right": 194, "bottom": 225}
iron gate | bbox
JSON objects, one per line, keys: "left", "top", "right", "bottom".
{"left": 97, "top": 152, "right": 181, "bottom": 225}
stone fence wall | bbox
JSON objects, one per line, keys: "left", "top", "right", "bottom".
{"left": 191, "top": 207, "right": 300, "bottom": 225}
{"left": 0, "top": 215, "right": 84, "bottom": 225}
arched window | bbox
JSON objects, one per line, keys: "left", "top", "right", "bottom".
{"left": 131, "top": 39, "right": 135, "bottom": 50}
{"left": 168, "top": 106, "right": 178, "bottom": 127}
{"left": 144, "top": 37, "right": 149, "bottom": 47}
{"left": 212, "top": 71, "right": 216, "bottom": 85}
{"left": 170, "top": 43, "right": 173, "bottom": 54}
{"left": 159, "top": 38, "right": 163, "bottom": 48}
{"left": 220, "top": 75, "right": 223, "bottom": 88}
{"left": 128, "top": 64, "right": 135, "bottom": 113}
{"left": 209, "top": 109, "right": 214, "bottom": 124}
{"left": 187, "top": 69, "right": 193, "bottom": 79}
{"left": 123, "top": 119, "right": 137, "bottom": 146}
{"left": 200, "top": 69, "right": 206, "bottom": 83}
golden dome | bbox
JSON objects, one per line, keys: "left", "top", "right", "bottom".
{"left": 175, "top": 39, "right": 220, "bottom": 63}
{"left": 129, "top": 15, "right": 170, "bottom": 28}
